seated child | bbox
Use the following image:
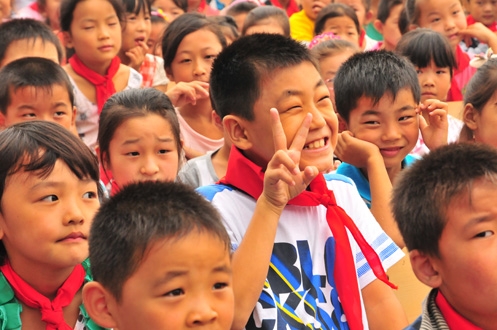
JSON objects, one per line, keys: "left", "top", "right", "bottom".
{"left": 242, "top": 6, "right": 290, "bottom": 36}
{"left": 82, "top": 181, "right": 234, "bottom": 330}
{"left": 396, "top": 28, "right": 464, "bottom": 157}
{"left": 203, "top": 33, "right": 407, "bottom": 330}
{"left": 223, "top": 0, "right": 259, "bottom": 33}
{"left": 405, "top": 0, "right": 497, "bottom": 101}
{"left": 0, "top": 57, "right": 76, "bottom": 132}
{"left": 334, "top": 0, "right": 376, "bottom": 49}
{"left": 460, "top": 58, "right": 497, "bottom": 149}
{"left": 373, "top": 0, "right": 403, "bottom": 51}
{"left": 289, "top": 0, "right": 332, "bottom": 43}
{"left": 0, "top": 18, "right": 62, "bottom": 67}
{"left": 314, "top": 3, "right": 361, "bottom": 47}
{"left": 0, "top": 120, "right": 102, "bottom": 329}
{"left": 392, "top": 142, "right": 497, "bottom": 329}
{"left": 465, "top": 0, "right": 497, "bottom": 32}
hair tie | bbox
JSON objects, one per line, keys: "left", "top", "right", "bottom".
{"left": 151, "top": 8, "right": 168, "bottom": 21}
{"left": 308, "top": 32, "right": 341, "bottom": 49}
{"left": 470, "top": 48, "right": 497, "bottom": 68}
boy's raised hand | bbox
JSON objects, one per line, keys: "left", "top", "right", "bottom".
{"left": 262, "top": 108, "right": 319, "bottom": 212}
{"left": 335, "top": 131, "right": 382, "bottom": 168}
{"left": 165, "top": 81, "right": 210, "bottom": 108}
{"left": 460, "top": 22, "right": 497, "bottom": 51}
{"left": 418, "top": 99, "right": 448, "bottom": 151}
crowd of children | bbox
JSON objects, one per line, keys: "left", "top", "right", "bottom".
{"left": 2, "top": 0, "right": 497, "bottom": 328}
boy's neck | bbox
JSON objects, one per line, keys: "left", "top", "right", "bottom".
{"left": 212, "top": 144, "right": 231, "bottom": 179}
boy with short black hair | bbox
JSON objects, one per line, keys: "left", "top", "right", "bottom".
{"left": 205, "top": 33, "right": 407, "bottom": 330}
{"left": 392, "top": 143, "right": 497, "bottom": 329}
{"left": 82, "top": 181, "right": 235, "bottom": 330}
{"left": 373, "top": 0, "right": 403, "bottom": 50}
{"left": 0, "top": 18, "right": 63, "bottom": 67}
{"left": 0, "top": 57, "right": 77, "bottom": 132}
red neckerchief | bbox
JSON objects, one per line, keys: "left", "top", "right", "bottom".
{"left": 0, "top": 261, "right": 85, "bottom": 330}
{"left": 271, "top": 0, "right": 299, "bottom": 17}
{"left": 68, "top": 54, "right": 120, "bottom": 113}
{"left": 436, "top": 290, "right": 483, "bottom": 330}
{"left": 467, "top": 15, "right": 497, "bottom": 32}
{"left": 219, "top": 146, "right": 396, "bottom": 330}
{"left": 29, "top": 2, "right": 39, "bottom": 11}
{"left": 359, "top": 29, "right": 366, "bottom": 49}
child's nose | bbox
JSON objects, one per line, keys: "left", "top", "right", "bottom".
{"left": 140, "top": 157, "right": 159, "bottom": 176}
{"left": 309, "top": 104, "right": 327, "bottom": 129}
{"left": 185, "top": 297, "right": 218, "bottom": 326}
{"left": 381, "top": 123, "right": 402, "bottom": 142}
{"left": 98, "top": 26, "right": 110, "bottom": 40}
{"left": 193, "top": 61, "right": 207, "bottom": 77}
{"left": 422, "top": 75, "right": 435, "bottom": 87}
{"left": 63, "top": 198, "right": 85, "bottom": 225}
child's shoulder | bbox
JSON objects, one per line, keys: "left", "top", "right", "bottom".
{"left": 116, "top": 64, "right": 142, "bottom": 91}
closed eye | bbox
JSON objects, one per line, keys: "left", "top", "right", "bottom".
{"left": 399, "top": 116, "right": 414, "bottom": 121}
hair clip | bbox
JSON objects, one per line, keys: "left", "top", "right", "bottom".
{"left": 151, "top": 8, "right": 168, "bottom": 21}
{"left": 470, "top": 48, "right": 497, "bottom": 68}
{"left": 308, "top": 32, "right": 341, "bottom": 49}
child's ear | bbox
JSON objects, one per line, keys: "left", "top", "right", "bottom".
{"left": 337, "top": 113, "right": 349, "bottom": 130}
{"left": 95, "top": 146, "right": 110, "bottom": 172}
{"left": 165, "top": 68, "right": 174, "bottom": 82}
{"left": 62, "top": 31, "right": 74, "bottom": 49}
{"left": 373, "top": 19, "right": 384, "bottom": 35}
{"left": 0, "top": 112, "right": 6, "bottom": 129}
{"left": 82, "top": 282, "right": 118, "bottom": 328}
{"left": 365, "top": 9, "right": 374, "bottom": 25}
{"left": 409, "top": 250, "right": 443, "bottom": 288}
{"left": 408, "top": 24, "right": 418, "bottom": 31}
{"left": 463, "top": 103, "right": 479, "bottom": 131}
{"left": 212, "top": 110, "right": 223, "bottom": 130}
{"left": 222, "top": 115, "right": 252, "bottom": 150}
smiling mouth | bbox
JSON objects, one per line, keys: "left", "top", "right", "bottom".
{"left": 304, "top": 137, "right": 328, "bottom": 150}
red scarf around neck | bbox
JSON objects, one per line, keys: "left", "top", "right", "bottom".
{"left": 68, "top": 54, "right": 121, "bottom": 113}
{"left": 219, "top": 146, "right": 396, "bottom": 330}
{"left": 436, "top": 290, "right": 482, "bottom": 330}
{"left": 0, "top": 261, "right": 85, "bottom": 330}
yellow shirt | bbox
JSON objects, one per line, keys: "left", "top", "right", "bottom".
{"left": 289, "top": 10, "right": 314, "bottom": 42}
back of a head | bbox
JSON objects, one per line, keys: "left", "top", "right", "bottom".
{"left": 241, "top": 6, "right": 290, "bottom": 36}
{"left": 310, "top": 38, "right": 360, "bottom": 61}
{"left": 225, "top": 1, "right": 258, "bottom": 16}
{"left": 314, "top": 3, "right": 361, "bottom": 36}
{"left": 392, "top": 143, "right": 497, "bottom": 257}
{"left": 0, "top": 19, "right": 63, "bottom": 66}
{"left": 89, "top": 180, "right": 230, "bottom": 300}
{"left": 0, "top": 57, "right": 74, "bottom": 114}
{"left": 210, "top": 33, "right": 315, "bottom": 120}
{"left": 395, "top": 28, "right": 456, "bottom": 75}
{"left": 334, "top": 50, "right": 420, "bottom": 122}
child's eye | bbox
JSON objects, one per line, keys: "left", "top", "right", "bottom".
{"left": 22, "top": 113, "right": 36, "bottom": 118}
{"left": 318, "top": 95, "right": 331, "bottom": 103}
{"left": 431, "top": 17, "right": 440, "bottom": 23}
{"left": 436, "top": 70, "right": 448, "bottom": 74}
{"left": 83, "top": 191, "right": 97, "bottom": 199}
{"left": 399, "top": 116, "right": 414, "bottom": 121}
{"left": 179, "top": 58, "right": 191, "bottom": 64}
{"left": 364, "top": 120, "right": 379, "bottom": 125}
{"left": 416, "top": 69, "right": 422, "bottom": 74}
{"left": 165, "top": 288, "right": 184, "bottom": 296}
{"left": 55, "top": 111, "right": 67, "bottom": 117}
{"left": 205, "top": 54, "right": 217, "bottom": 60}
{"left": 127, "top": 15, "right": 137, "bottom": 21}
{"left": 126, "top": 151, "right": 140, "bottom": 156}
{"left": 158, "top": 149, "right": 170, "bottom": 154}
{"left": 213, "top": 282, "right": 228, "bottom": 290}
{"left": 83, "top": 26, "right": 94, "bottom": 30}
{"left": 41, "top": 195, "right": 59, "bottom": 202}
{"left": 475, "top": 230, "right": 494, "bottom": 238}
{"left": 452, "top": 10, "right": 460, "bottom": 15}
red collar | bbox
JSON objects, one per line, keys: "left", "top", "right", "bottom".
{"left": 436, "top": 290, "right": 483, "bottom": 329}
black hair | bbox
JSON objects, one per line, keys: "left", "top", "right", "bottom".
{"left": 377, "top": 0, "right": 403, "bottom": 23}
{"left": 395, "top": 28, "right": 456, "bottom": 77}
{"left": 89, "top": 180, "right": 230, "bottom": 300}
{"left": 121, "top": 0, "right": 151, "bottom": 15}
{"left": 225, "top": 1, "right": 258, "bottom": 16}
{"left": 161, "top": 12, "right": 227, "bottom": 71}
{"left": 397, "top": 6, "right": 410, "bottom": 35}
{"left": 60, "top": 0, "right": 125, "bottom": 32}
{"left": 460, "top": 59, "right": 497, "bottom": 141}
{"left": 404, "top": 0, "right": 420, "bottom": 26}
{"left": 0, "top": 57, "right": 75, "bottom": 115}
{"left": 210, "top": 33, "right": 316, "bottom": 120}
{"left": 0, "top": 19, "right": 63, "bottom": 65}
{"left": 170, "top": 0, "right": 188, "bottom": 12}
{"left": 334, "top": 50, "right": 420, "bottom": 122}
{"left": 241, "top": 6, "right": 290, "bottom": 37}
{"left": 314, "top": 3, "right": 361, "bottom": 36}
{"left": 310, "top": 39, "right": 360, "bottom": 63}
{"left": 208, "top": 15, "right": 240, "bottom": 42}
{"left": 0, "top": 120, "right": 102, "bottom": 264}
{"left": 392, "top": 143, "right": 497, "bottom": 257}
{"left": 98, "top": 88, "right": 182, "bottom": 177}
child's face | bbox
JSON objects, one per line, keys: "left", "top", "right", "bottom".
{"left": 416, "top": 60, "right": 451, "bottom": 103}
{"left": 468, "top": 91, "right": 497, "bottom": 149}
{"left": 0, "top": 159, "right": 99, "bottom": 273}
{"left": 335, "top": 0, "right": 368, "bottom": 26}
{"left": 167, "top": 28, "right": 223, "bottom": 84}
{"left": 44, "top": 0, "right": 62, "bottom": 30}
{"left": 232, "top": 13, "right": 249, "bottom": 33}
{"left": 466, "top": 0, "right": 497, "bottom": 27}
{"left": 0, "top": 0, "right": 11, "bottom": 20}
{"left": 429, "top": 180, "right": 497, "bottom": 324}
{"left": 322, "top": 16, "right": 360, "bottom": 46}
{"left": 153, "top": 0, "right": 185, "bottom": 21}
{"left": 1, "top": 85, "right": 76, "bottom": 130}
{"left": 108, "top": 232, "right": 234, "bottom": 330}
{"left": 345, "top": 88, "right": 419, "bottom": 174}
{"left": 240, "top": 61, "right": 338, "bottom": 173}
{"left": 147, "top": 21, "right": 167, "bottom": 55}
{"left": 416, "top": 0, "right": 467, "bottom": 49}
{"left": 121, "top": 8, "right": 152, "bottom": 53}
{"left": 301, "top": 0, "right": 332, "bottom": 21}
{"left": 65, "top": 0, "right": 122, "bottom": 66}
{"left": 244, "top": 19, "right": 286, "bottom": 36}
{"left": 381, "top": 4, "right": 403, "bottom": 50}
{"left": 0, "top": 38, "right": 59, "bottom": 68}
{"left": 105, "top": 114, "right": 180, "bottom": 188}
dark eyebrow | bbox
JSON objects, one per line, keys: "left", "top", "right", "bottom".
{"left": 360, "top": 105, "right": 416, "bottom": 117}
{"left": 122, "top": 138, "right": 140, "bottom": 146}
{"left": 276, "top": 79, "right": 324, "bottom": 103}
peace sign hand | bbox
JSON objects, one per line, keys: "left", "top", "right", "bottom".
{"left": 262, "top": 108, "right": 319, "bottom": 213}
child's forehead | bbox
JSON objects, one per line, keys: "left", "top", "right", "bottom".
{"left": 9, "top": 84, "right": 71, "bottom": 103}
{"left": 335, "top": 0, "right": 366, "bottom": 10}
{"left": 1, "top": 38, "right": 59, "bottom": 67}
{"left": 353, "top": 88, "right": 417, "bottom": 113}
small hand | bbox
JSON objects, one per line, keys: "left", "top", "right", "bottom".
{"left": 418, "top": 99, "right": 448, "bottom": 151}
{"left": 125, "top": 40, "right": 148, "bottom": 71}
{"left": 335, "top": 131, "right": 381, "bottom": 168}
{"left": 460, "top": 22, "right": 496, "bottom": 46}
{"left": 165, "top": 81, "right": 210, "bottom": 107}
{"left": 263, "top": 108, "right": 319, "bottom": 211}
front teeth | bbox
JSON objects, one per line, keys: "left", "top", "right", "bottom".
{"left": 305, "top": 138, "right": 325, "bottom": 150}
